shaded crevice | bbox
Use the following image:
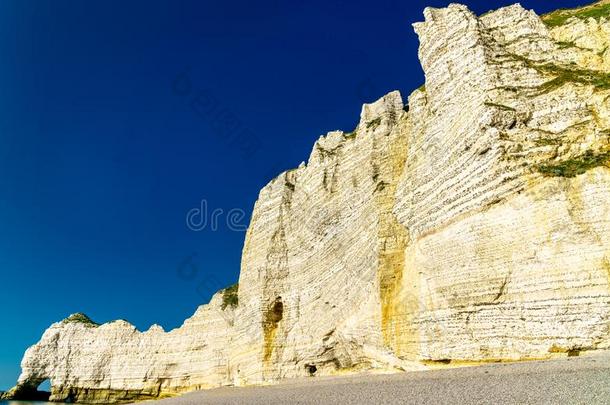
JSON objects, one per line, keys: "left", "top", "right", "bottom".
{"left": 493, "top": 268, "right": 513, "bottom": 302}
{"left": 263, "top": 297, "right": 284, "bottom": 363}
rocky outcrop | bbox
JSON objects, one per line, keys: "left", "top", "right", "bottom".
{"left": 5, "top": 1, "right": 610, "bottom": 403}
{"left": 4, "top": 300, "right": 238, "bottom": 402}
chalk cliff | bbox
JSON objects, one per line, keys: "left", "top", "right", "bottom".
{"left": 4, "top": 1, "right": 610, "bottom": 403}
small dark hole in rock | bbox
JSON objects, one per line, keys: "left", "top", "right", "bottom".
{"left": 479, "top": 147, "right": 491, "bottom": 156}
{"left": 306, "top": 364, "right": 317, "bottom": 376}
{"left": 567, "top": 349, "right": 580, "bottom": 357}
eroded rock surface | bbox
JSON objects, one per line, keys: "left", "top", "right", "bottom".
{"left": 5, "top": 2, "right": 610, "bottom": 403}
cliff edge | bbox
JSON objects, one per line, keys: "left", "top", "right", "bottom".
{"left": 4, "top": 2, "right": 610, "bottom": 403}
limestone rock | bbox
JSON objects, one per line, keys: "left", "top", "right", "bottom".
{"left": 5, "top": 2, "right": 610, "bottom": 403}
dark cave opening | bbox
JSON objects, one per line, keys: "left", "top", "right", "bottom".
{"left": 269, "top": 297, "right": 284, "bottom": 323}
{"left": 305, "top": 364, "right": 317, "bottom": 376}
{"left": 9, "top": 378, "right": 52, "bottom": 401}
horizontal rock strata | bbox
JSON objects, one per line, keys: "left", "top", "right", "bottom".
{"left": 5, "top": 1, "right": 610, "bottom": 403}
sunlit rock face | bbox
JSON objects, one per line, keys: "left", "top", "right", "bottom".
{"left": 232, "top": 90, "right": 413, "bottom": 384}
{"left": 4, "top": 301, "right": 237, "bottom": 403}
{"left": 392, "top": 2, "right": 610, "bottom": 360}
{"left": 5, "top": 2, "right": 610, "bottom": 403}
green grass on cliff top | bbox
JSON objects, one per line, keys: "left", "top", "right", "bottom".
{"left": 543, "top": 1, "right": 610, "bottom": 27}
{"left": 62, "top": 313, "right": 100, "bottom": 327}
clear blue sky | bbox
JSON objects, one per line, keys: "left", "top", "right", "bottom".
{"left": 0, "top": 0, "right": 583, "bottom": 390}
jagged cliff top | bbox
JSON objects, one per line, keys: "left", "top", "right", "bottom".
{"left": 4, "top": 2, "right": 610, "bottom": 403}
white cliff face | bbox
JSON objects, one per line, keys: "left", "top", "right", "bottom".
{"left": 233, "top": 91, "right": 412, "bottom": 384}
{"left": 5, "top": 2, "right": 610, "bottom": 403}
{"left": 391, "top": 2, "right": 610, "bottom": 361}
{"left": 8, "top": 296, "right": 237, "bottom": 403}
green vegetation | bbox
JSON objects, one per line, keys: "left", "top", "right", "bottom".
{"left": 344, "top": 129, "right": 357, "bottom": 139}
{"left": 536, "top": 149, "right": 610, "bottom": 177}
{"left": 556, "top": 41, "right": 577, "bottom": 49}
{"left": 533, "top": 137, "right": 562, "bottom": 146}
{"left": 63, "top": 313, "right": 99, "bottom": 327}
{"left": 506, "top": 52, "right": 610, "bottom": 94}
{"left": 484, "top": 101, "right": 516, "bottom": 111}
{"left": 537, "top": 64, "right": 610, "bottom": 93}
{"left": 221, "top": 283, "right": 239, "bottom": 310}
{"left": 366, "top": 117, "right": 382, "bottom": 130}
{"left": 542, "top": 1, "right": 610, "bottom": 27}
